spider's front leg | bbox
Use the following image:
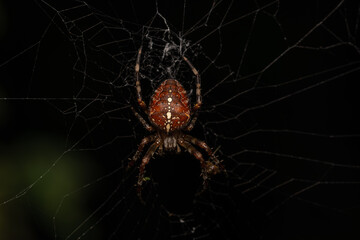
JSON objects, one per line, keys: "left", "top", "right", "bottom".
{"left": 183, "top": 56, "right": 202, "bottom": 132}
{"left": 135, "top": 47, "right": 148, "bottom": 113}
{"left": 184, "top": 113, "right": 198, "bottom": 131}
{"left": 137, "top": 139, "right": 161, "bottom": 202}
{"left": 130, "top": 106, "right": 154, "bottom": 132}
{"left": 183, "top": 56, "right": 202, "bottom": 113}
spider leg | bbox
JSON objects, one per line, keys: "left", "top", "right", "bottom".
{"left": 184, "top": 113, "right": 198, "bottom": 131}
{"left": 183, "top": 135, "right": 225, "bottom": 174}
{"left": 135, "top": 47, "right": 148, "bottom": 113}
{"left": 183, "top": 56, "right": 202, "bottom": 113}
{"left": 131, "top": 106, "right": 154, "bottom": 132}
{"left": 178, "top": 139, "right": 209, "bottom": 192}
{"left": 137, "top": 139, "right": 161, "bottom": 201}
{"left": 128, "top": 135, "right": 156, "bottom": 169}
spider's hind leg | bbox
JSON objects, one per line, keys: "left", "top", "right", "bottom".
{"left": 137, "top": 139, "right": 161, "bottom": 202}
{"left": 128, "top": 135, "right": 156, "bottom": 169}
{"left": 183, "top": 135, "right": 225, "bottom": 174}
{"left": 178, "top": 139, "right": 210, "bottom": 192}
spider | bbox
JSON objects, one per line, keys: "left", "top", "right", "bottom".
{"left": 129, "top": 47, "right": 224, "bottom": 199}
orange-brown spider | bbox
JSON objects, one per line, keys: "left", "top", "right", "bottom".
{"left": 129, "top": 47, "right": 224, "bottom": 200}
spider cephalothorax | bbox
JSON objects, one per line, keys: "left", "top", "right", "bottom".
{"left": 129, "top": 47, "right": 224, "bottom": 200}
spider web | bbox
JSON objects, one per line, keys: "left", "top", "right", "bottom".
{"left": 1, "top": 0, "right": 360, "bottom": 239}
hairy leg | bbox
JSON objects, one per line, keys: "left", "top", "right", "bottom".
{"left": 128, "top": 135, "right": 156, "bottom": 169}
{"left": 135, "top": 47, "right": 148, "bottom": 113}
{"left": 137, "top": 140, "right": 161, "bottom": 201}
{"left": 178, "top": 138, "right": 209, "bottom": 191}
{"left": 131, "top": 106, "right": 154, "bottom": 132}
{"left": 183, "top": 56, "right": 202, "bottom": 113}
{"left": 183, "top": 134, "right": 224, "bottom": 174}
{"left": 184, "top": 113, "right": 198, "bottom": 131}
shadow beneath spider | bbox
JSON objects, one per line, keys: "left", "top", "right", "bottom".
{"left": 149, "top": 152, "right": 202, "bottom": 213}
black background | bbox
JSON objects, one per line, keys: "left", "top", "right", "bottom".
{"left": 1, "top": 0, "right": 360, "bottom": 239}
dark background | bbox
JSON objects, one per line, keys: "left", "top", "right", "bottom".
{"left": 1, "top": 0, "right": 360, "bottom": 239}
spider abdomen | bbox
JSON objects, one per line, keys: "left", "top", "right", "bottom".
{"left": 149, "top": 79, "right": 190, "bottom": 132}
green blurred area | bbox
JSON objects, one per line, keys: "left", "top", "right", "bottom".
{"left": 0, "top": 136, "right": 100, "bottom": 239}
{"left": 0, "top": 88, "right": 6, "bottom": 128}
{"left": 0, "top": 2, "right": 101, "bottom": 238}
